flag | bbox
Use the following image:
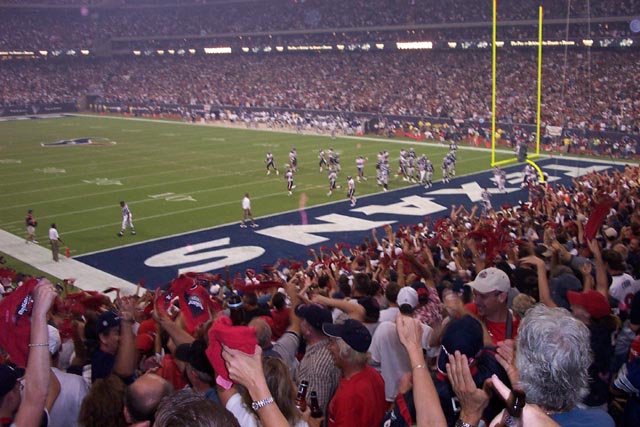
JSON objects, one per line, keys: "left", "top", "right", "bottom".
{"left": 584, "top": 196, "right": 614, "bottom": 241}
{"left": 0, "top": 278, "right": 39, "bottom": 367}
{"left": 173, "top": 274, "right": 213, "bottom": 335}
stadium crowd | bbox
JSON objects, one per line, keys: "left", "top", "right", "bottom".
{"left": 2, "top": 162, "right": 640, "bottom": 427}
{"left": 2, "top": 49, "right": 640, "bottom": 133}
{"left": 0, "top": 0, "right": 639, "bottom": 50}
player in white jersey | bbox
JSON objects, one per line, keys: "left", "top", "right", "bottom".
{"left": 240, "top": 193, "right": 258, "bottom": 228}
{"left": 318, "top": 149, "right": 328, "bottom": 172}
{"left": 327, "top": 170, "right": 338, "bottom": 196}
{"left": 347, "top": 176, "right": 357, "bottom": 207}
{"left": 481, "top": 188, "right": 492, "bottom": 215}
{"left": 289, "top": 148, "right": 298, "bottom": 172}
{"left": 356, "top": 156, "right": 367, "bottom": 182}
{"left": 493, "top": 166, "right": 507, "bottom": 193}
{"left": 286, "top": 169, "right": 295, "bottom": 196}
{"left": 118, "top": 201, "right": 135, "bottom": 236}
{"left": 521, "top": 164, "right": 536, "bottom": 188}
{"left": 265, "top": 152, "right": 279, "bottom": 175}
{"left": 397, "top": 149, "right": 408, "bottom": 180}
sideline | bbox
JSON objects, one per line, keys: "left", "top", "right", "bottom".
{"left": 0, "top": 229, "right": 137, "bottom": 294}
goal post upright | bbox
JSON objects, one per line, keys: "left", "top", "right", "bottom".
{"left": 491, "top": 0, "right": 497, "bottom": 166}
{"left": 535, "top": 4, "right": 543, "bottom": 157}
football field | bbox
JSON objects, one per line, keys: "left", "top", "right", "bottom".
{"left": 0, "top": 114, "right": 503, "bottom": 257}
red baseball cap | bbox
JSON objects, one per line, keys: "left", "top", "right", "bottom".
{"left": 567, "top": 290, "right": 611, "bottom": 319}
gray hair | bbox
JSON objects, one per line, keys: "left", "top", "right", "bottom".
{"left": 155, "top": 389, "right": 240, "bottom": 427}
{"left": 336, "top": 337, "right": 369, "bottom": 366}
{"left": 516, "top": 305, "right": 592, "bottom": 412}
{"left": 249, "top": 317, "right": 273, "bottom": 349}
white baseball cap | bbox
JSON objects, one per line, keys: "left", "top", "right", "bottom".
{"left": 467, "top": 267, "right": 510, "bottom": 294}
{"left": 397, "top": 286, "right": 419, "bottom": 309}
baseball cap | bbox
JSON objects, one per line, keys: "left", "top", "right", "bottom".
{"left": 0, "top": 364, "right": 25, "bottom": 398}
{"left": 567, "top": 290, "right": 611, "bottom": 319}
{"left": 397, "top": 287, "right": 419, "bottom": 311}
{"left": 437, "top": 315, "right": 484, "bottom": 373}
{"left": 467, "top": 267, "right": 510, "bottom": 294}
{"left": 549, "top": 273, "right": 582, "bottom": 310}
{"left": 294, "top": 303, "right": 333, "bottom": 331}
{"left": 603, "top": 226, "right": 618, "bottom": 239}
{"left": 175, "top": 339, "right": 215, "bottom": 377}
{"left": 97, "top": 310, "right": 120, "bottom": 335}
{"left": 322, "top": 318, "right": 371, "bottom": 353}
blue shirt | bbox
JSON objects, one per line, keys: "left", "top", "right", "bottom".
{"left": 550, "top": 407, "right": 614, "bottom": 427}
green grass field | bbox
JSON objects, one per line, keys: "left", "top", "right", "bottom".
{"left": 0, "top": 114, "right": 509, "bottom": 256}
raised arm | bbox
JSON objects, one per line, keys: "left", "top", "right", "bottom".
{"left": 14, "top": 280, "right": 57, "bottom": 427}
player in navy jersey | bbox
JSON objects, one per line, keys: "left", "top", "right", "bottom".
{"left": 425, "top": 159, "right": 434, "bottom": 187}
{"left": 441, "top": 156, "right": 451, "bottom": 184}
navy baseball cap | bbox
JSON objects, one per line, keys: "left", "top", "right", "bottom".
{"left": 295, "top": 303, "right": 333, "bottom": 331}
{"left": 175, "top": 339, "right": 214, "bottom": 377}
{"left": 322, "top": 319, "right": 371, "bottom": 353}
{"left": 0, "top": 364, "right": 25, "bottom": 398}
{"left": 97, "top": 310, "right": 120, "bottom": 336}
{"left": 437, "top": 315, "right": 484, "bottom": 373}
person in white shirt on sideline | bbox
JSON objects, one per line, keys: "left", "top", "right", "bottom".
{"left": 241, "top": 193, "right": 258, "bottom": 228}
{"left": 49, "top": 223, "right": 63, "bottom": 262}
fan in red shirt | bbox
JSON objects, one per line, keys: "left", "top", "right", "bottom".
{"left": 322, "top": 319, "right": 386, "bottom": 427}
{"left": 464, "top": 267, "right": 519, "bottom": 346}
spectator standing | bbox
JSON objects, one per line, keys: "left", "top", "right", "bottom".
{"left": 48, "top": 223, "right": 63, "bottom": 262}
{"left": 322, "top": 319, "right": 386, "bottom": 427}
{"left": 464, "top": 267, "right": 519, "bottom": 345}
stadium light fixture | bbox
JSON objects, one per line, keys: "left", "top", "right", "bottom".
{"left": 396, "top": 41, "right": 433, "bottom": 50}
{"left": 204, "top": 47, "right": 232, "bottom": 54}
